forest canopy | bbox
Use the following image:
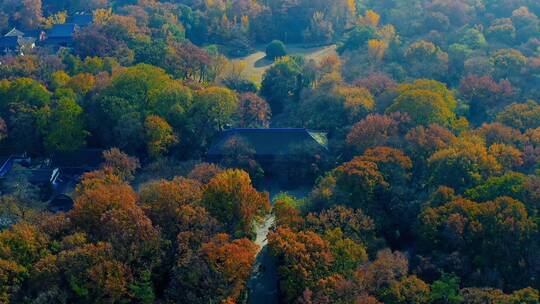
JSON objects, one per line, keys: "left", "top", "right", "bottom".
{"left": 0, "top": 0, "right": 540, "bottom": 303}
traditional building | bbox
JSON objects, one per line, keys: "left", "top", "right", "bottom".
{"left": 43, "top": 23, "right": 78, "bottom": 47}
{"left": 0, "top": 28, "right": 39, "bottom": 54}
{"left": 208, "top": 128, "right": 328, "bottom": 161}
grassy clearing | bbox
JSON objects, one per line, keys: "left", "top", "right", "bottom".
{"left": 231, "top": 44, "right": 337, "bottom": 84}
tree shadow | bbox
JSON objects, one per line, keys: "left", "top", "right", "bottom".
{"left": 254, "top": 57, "right": 273, "bottom": 68}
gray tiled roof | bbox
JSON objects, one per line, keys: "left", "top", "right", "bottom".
{"left": 49, "top": 23, "right": 77, "bottom": 38}
{"left": 4, "top": 28, "right": 24, "bottom": 37}
{"left": 208, "top": 128, "right": 328, "bottom": 156}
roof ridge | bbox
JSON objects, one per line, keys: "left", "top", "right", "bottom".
{"left": 5, "top": 28, "right": 24, "bottom": 37}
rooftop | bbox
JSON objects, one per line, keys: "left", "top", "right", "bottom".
{"left": 29, "top": 168, "right": 60, "bottom": 184}
{"left": 4, "top": 28, "right": 24, "bottom": 37}
{"left": 48, "top": 23, "right": 77, "bottom": 38}
{"left": 208, "top": 128, "right": 328, "bottom": 157}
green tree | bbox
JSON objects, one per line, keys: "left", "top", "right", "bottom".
{"left": 266, "top": 40, "right": 287, "bottom": 60}
{"left": 144, "top": 115, "right": 178, "bottom": 159}
{"left": 464, "top": 172, "right": 527, "bottom": 203}
{"left": 39, "top": 96, "right": 88, "bottom": 152}
{"left": 337, "top": 24, "right": 377, "bottom": 53}
{"left": 260, "top": 57, "right": 302, "bottom": 114}
{"left": 188, "top": 87, "right": 238, "bottom": 150}
{"left": 387, "top": 89, "right": 456, "bottom": 128}
{"left": 429, "top": 274, "right": 463, "bottom": 304}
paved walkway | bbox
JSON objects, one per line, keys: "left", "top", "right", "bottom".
{"left": 247, "top": 182, "right": 311, "bottom": 304}
{"left": 247, "top": 215, "right": 279, "bottom": 304}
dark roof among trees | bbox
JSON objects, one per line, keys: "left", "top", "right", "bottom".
{"left": 29, "top": 168, "right": 60, "bottom": 184}
{"left": 208, "top": 128, "right": 328, "bottom": 157}
{"left": 48, "top": 23, "right": 77, "bottom": 38}
{"left": 24, "top": 29, "right": 45, "bottom": 39}
{"left": 0, "top": 155, "right": 14, "bottom": 177}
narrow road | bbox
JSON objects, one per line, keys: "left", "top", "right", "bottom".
{"left": 247, "top": 181, "right": 310, "bottom": 304}
{"left": 247, "top": 214, "right": 279, "bottom": 304}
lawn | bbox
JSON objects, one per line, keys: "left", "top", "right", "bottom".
{"left": 231, "top": 44, "right": 337, "bottom": 84}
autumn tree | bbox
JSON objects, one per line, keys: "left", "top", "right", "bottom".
{"left": 218, "top": 136, "right": 264, "bottom": 182}
{"left": 300, "top": 84, "right": 375, "bottom": 136}
{"left": 347, "top": 113, "right": 409, "bottom": 153}
{"left": 310, "top": 156, "right": 387, "bottom": 212}
{"left": 405, "top": 124, "right": 457, "bottom": 160}
{"left": 459, "top": 75, "right": 515, "bottom": 123}
{"left": 70, "top": 169, "right": 138, "bottom": 237}
{"left": 235, "top": 93, "right": 271, "bottom": 128}
{"left": 166, "top": 205, "right": 224, "bottom": 303}
{"left": 273, "top": 193, "right": 305, "bottom": 230}
{"left": 355, "top": 249, "right": 411, "bottom": 301}
{"left": 387, "top": 80, "right": 459, "bottom": 128}
{"left": 268, "top": 226, "right": 334, "bottom": 302}
{"left": 102, "top": 148, "right": 141, "bottom": 181}
{"left": 305, "top": 205, "right": 377, "bottom": 250}
{"left": 202, "top": 169, "right": 270, "bottom": 237}
{"left": 165, "top": 42, "right": 214, "bottom": 82}
{"left": 139, "top": 177, "right": 203, "bottom": 239}
{"left": 496, "top": 100, "right": 540, "bottom": 131}
{"left": 428, "top": 136, "right": 501, "bottom": 191}
{"left": 28, "top": 242, "right": 135, "bottom": 302}
{"left": 491, "top": 49, "right": 527, "bottom": 80}
{"left": 144, "top": 115, "right": 178, "bottom": 159}
{"left": 0, "top": 222, "right": 50, "bottom": 303}
{"left": 201, "top": 234, "right": 258, "bottom": 301}
{"left": 488, "top": 143, "right": 523, "bottom": 171}
{"left": 187, "top": 163, "right": 225, "bottom": 184}
{"left": 404, "top": 40, "right": 449, "bottom": 79}
{"left": 418, "top": 197, "right": 536, "bottom": 288}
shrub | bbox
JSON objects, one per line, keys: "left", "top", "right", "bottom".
{"left": 265, "top": 40, "right": 287, "bottom": 60}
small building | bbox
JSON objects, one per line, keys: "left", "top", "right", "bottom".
{"left": 209, "top": 128, "right": 328, "bottom": 160}
{"left": 0, "top": 28, "right": 38, "bottom": 54}
{"left": 0, "top": 162, "right": 61, "bottom": 200}
{"left": 0, "top": 154, "right": 31, "bottom": 178}
{"left": 0, "top": 155, "right": 17, "bottom": 177}
{"left": 4, "top": 28, "right": 25, "bottom": 37}
{"left": 29, "top": 168, "right": 60, "bottom": 187}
